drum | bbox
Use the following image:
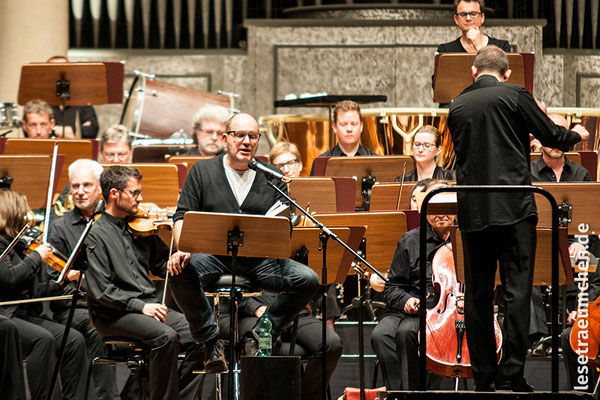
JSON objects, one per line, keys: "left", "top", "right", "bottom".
{"left": 120, "top": 72, "right": 236, "bottom": 139}
{"left": 261, "top": 108, "right": 454, "bottom": 176}
{"left": 0, "top": 103, "right": 20, "bottom": 128}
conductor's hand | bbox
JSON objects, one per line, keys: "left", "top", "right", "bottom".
{"left": 167, "top": 251, "right": 190, "bottom": 276}
{"left": 404, "top": 297, "right": 420, "bottom": 315}
{"left": 572, "top": 124, "right": 590, "bottom": 142}
{"left": 142, "top": 303, "right": 167, "bottom": 323}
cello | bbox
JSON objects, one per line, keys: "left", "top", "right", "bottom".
{"left": 425, "top": 243, "right": 503, "bottom": 380}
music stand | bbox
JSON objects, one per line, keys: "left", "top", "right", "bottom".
{"left": 4, "top": 138, "right": 94, "bottom": 191}
{"left": 167, "top": 155, "right": 213, "bottom": 175}
{"left": 178, "top": 211, "right": 291, "bottom": 400}
{"left": 370, "top": 182, "right": 418, "bottom": 211}
{"left": 433, "top": 52, "right": 535, "bottom": 104}
{"left": 0, "top": 155, "right": 63, "bottom": 208}
{"left": 291, "top": 227, "right": 365, "bottom": 284}
{"left": 533, "top": 182, "right": 600, "bottom": 233}
{"left": 102, "top": 163, "right": 185, "bottom": 208}
{"left": 323, "top": 155, "right": 415, "bottom": 210}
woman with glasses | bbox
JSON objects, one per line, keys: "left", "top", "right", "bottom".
{"left": 437, "top": 0, "right": 510, "bottom": 54}
{"left": 395, "top": 126, "right": 455, "bottom": 182}
{"left": 269, "top": 141, "right": 304, "bottom": 178}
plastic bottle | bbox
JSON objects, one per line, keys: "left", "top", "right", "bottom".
{"left": 256, "top": 312, "right": 272, "bottom": 356}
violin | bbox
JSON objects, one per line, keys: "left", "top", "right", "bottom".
{"left": 425, "top": 243, "right": 503, "bottom": 379}
{"left": 25, "top": 241, "right": 68, "bottom": 273}
{"left": 127, "top": 203, "right": 175, "bottom": 236}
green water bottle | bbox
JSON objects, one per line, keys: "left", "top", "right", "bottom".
{"left": 256, "top": 313, "right": 272, "bottom": 356}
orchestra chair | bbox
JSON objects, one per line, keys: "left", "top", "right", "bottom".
{"left": 197, "top": 274, "right": 263, "bottom": 400}
{"left": 92, "top": 337, "right": 152, "bottom": 400}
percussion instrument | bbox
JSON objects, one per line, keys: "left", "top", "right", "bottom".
{"left": 0, "top": 103, "right": 20, "bottom": 128}
{"left": 120, "top": 71, "right": 236, "bottom": 139}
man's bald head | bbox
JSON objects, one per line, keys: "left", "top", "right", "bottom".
{"left": 548, "top": 113, "right": 568, "bottom": 129}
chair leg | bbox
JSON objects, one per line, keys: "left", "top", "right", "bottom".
{"left": 372, "top": 358, "right": 379, "bottom": 388}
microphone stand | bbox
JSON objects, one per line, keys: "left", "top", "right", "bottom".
{"left": 264, "top": 178, "right": 387, "bottom": 400}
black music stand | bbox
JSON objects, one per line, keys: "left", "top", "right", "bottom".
{"left": 178, "top": 211, "right": 292, "bottom": 400}
{"left": 274, "top": 95, "right": 387, "bottom": 147}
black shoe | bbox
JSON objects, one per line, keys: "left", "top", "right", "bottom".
{"left": 497, "top": 377, "right": 534, "bottom": 392}
{"left": 204, "top": 339, "right": 227, "bottom": 374}
{"left": 475, "top": 384, "right": 495, "bottom": 392}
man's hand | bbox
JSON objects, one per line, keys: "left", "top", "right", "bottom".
{"left": 529, "top": 134, "right": 542, "bottom": 152}
{"left": 569, "top": 242, "right": 587, "bottom": 258}
{"left": 370, "top": 273, "right": 387, "bottom": 293}
{"left": 254, "top": 305, "right": 267, "bottom": 318}
{"left": 571, "top": 124, "right": 590, "bottom": 142}
{"left": 567, "top": 310, "right": 578, "bottom": 326}
{"left": 465, "top": 27, "right": 485, "bottom": 51}
{"left": 404, "top": 297, "right": 420, "bottom": 315}
{"left": 142, "top": 303, "right": 167, "bottom": 322}
{"left": 167, "top": 251, "right": 190, "bottom": 276}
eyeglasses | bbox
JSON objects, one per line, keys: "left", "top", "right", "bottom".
{"left": 71, "top": 183, "right": 95, "bottom": 192}
{"left": 226, "top": 131, "right": 261, "bottom": 142}
{"left": 103, "top": 152, "right": 130, "bottom": 161}
{"left": 456, "top": 11, "right": 482, "bottom": 18}
{"left": 120, "top": 189, "right": 143, "bottom": 198}
{"left": 196, "top": 128, "right": 225, "bottom": 136}
{"left": 413, "top": 142, "right": 437, "bottom": 149}
{"left": 275, "top": 159, "right": 299, "bottom": 169}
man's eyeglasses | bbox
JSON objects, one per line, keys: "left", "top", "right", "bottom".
{"left": 275, "top": 159, "right": 299, "bottom": 169}
{"left": 71, "top": 183, "right": 95, "bottom": 192}
{"left": 120, "top": 189, "right": 143, "bottom": 198}
{"left": 413, "top": 142, "right": 437, "bottom": 150}
{"left": 196, "top": 128, "right": 225, "bottom": 136}
{"left": 456, "top": 11, "right": 482, "bottom": 18}
{"left": 226, "top": 131, "right": 261, "bottom": 142}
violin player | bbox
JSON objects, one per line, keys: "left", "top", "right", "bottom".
{"left": 371, "top": 179, "right": 454, "bottom": 390}
{"left": 0, "top": 189, "right": 91, "bottom": 400}
{"left": 83, "top": 165, "right": 203, "bottom": 400}
{"left": 448, "top": 46, "right": 589, "bottom": 392}
{"left": 21, "top": 99, "right": 57, "bottom": 139}
{"left": 47, "top": 158, "right": 118, "bottom": 400}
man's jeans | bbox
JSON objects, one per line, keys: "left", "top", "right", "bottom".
{"left": 170, "top": 254, "right": 320, "bottom": 342}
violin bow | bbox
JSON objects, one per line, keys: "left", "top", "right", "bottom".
{"left": 162, "top": 195, "right": 180, "bottom": 307}
{"left": 395, "top": 162, "right": 407, "bottom": 210}
{"left": 0, "top": 224, "right": 30, "bottom": 264}
{"left": 42, "top": 142, "right": 59, "bottom": 244}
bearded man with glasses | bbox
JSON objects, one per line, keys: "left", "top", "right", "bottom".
{"left": 437, "top": 0, "right": 510, "bottom": 54}
{"left": 168, "top": 113, "right": 320, "bottom": 372}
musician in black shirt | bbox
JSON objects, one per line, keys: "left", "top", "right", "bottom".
{"left": 85, "top": 166, "right": 202, "bottom": 400}
{"left": 437, "top": 0, "right": 510, "bottom": 54}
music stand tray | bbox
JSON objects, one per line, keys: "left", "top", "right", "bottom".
{"left": 433, "top": 52, "right": 534, "bottom": 104}
{"left": 178, "top": 212, "right": 291, "bottom": 259}
{"left": 291, "top": 226, "right": 365, "bottom": 284}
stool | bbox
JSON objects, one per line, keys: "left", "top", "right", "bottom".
{"left": 201, "top": 274, "right": 262, "bottom": 400}
{"left": 92, "top": 337, "right": 151, "bottom": 400}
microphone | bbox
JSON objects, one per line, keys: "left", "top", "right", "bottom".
{"left": 93, "top": 199, "right": 105, "bottom": 215}
{"left": 248, "top": 160, "right": 291, "bottom": 183}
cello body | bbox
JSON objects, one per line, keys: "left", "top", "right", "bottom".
{"left": 569, "top": 296, "right": 600, "bottom": 361}
{"left": 425, "top": 244, "right": 503, "bottom": 378}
